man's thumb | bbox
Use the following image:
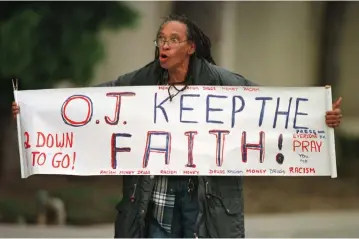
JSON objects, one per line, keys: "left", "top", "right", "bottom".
{"left": 333, "top": 97, "right": 342, "bottom": 109}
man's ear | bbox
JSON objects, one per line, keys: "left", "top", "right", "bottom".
{"left": 188, "top": 42, "right": 196, "bottom": 55}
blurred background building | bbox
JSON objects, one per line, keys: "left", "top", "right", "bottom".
{"left": 0, "top": 1, "right": 358, "bottom": 237}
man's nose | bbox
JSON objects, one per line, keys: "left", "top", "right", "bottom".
{"left": 161, "top": 41, "right": 170, "bottom": 50}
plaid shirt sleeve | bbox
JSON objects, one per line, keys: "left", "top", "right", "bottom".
{"left": 150, "top": 176, "right": 176, "bottom": 234}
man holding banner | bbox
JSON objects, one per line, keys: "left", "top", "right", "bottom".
{"left": 12, "top": 15, "right": 343, "bottom": 238}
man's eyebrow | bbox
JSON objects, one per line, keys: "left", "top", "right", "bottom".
{"left": 170, "top": 33, "right": 180, "bottom": 38}
{"left": 158, "top": 32, "right": 181, "bottom": 38}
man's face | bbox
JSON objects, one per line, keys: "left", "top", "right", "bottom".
{"left": 157, "top": 21, "right": 195, "bottom": 70}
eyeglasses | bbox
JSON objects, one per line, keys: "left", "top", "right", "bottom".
{"left": 154, "top": 38, "right": 188, "bottom": 47}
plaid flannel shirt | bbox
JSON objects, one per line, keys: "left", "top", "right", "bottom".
{"left": 151, "top": 79, "right": 193, "bottom": 234}
{"left": 150, "top": 79, "right": 177, "bottom": 233}
{"left": 150, "top": 176, "right": 175, "bottom": 234}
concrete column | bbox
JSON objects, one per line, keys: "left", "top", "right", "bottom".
{"left": 233, "top": 2, "right": 323, "bottom": 86}
{"left": 218, "top": 1, "right": 238, "bottom": 71}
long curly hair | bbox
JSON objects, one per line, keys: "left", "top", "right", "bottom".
{"left": 154, "top": 14, "right": 216, "bottom": 65}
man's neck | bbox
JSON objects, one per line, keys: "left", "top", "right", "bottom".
{"left": 167, "top": 60, "right": 189, "bottom": 85}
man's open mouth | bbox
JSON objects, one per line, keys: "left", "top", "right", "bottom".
{"left": 160, "top": 54, "right": 168, "bottom": 60}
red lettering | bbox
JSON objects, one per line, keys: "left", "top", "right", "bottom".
{"left": 184, "top": 131, "right": 197, "bottom": 168}
{"left": 221, "top": 87, "right": 238, "bottom": 91}
{"left": 36, "top": 132, "right": 45, "bottom": 147}
{"left": 61, "top": 95, "right": 93, "bottom": 127}
{"left": 51, "top": 152, "right": 76, "bottom": 170}
{"left": 56, "top": 134, "right": 65, "bottom": 148}
{"left": 158, "top": 86, "right": 169, "bottom": 90}
{"left": 289, "top": 167, "right": 316, "bottom": 174}
{"left": 36, "top": 132, "right": 73, "bottom": 148}
{"left": 111, "top": 133, "right": 132, "bottom": 169}
{"left": 315, "top": 141, "right": 322, "bottom": 152}
{"left": 56, "top": 133, "right": 74, "bottom": 148}
{"left": 118, "top": 170, "right": 135, "bottom": 175}
{"left": 100, "top": 170, "right": 117, "bottom": 175}
{"left": 24, "top": 132, "right": 31, "bottom": 149}
{"left": 31, "top": 151, "right": 46, "bottom": 166}
{"left": 208, "top": 169, "right": 225, "bottom": 174}
{"left": 293, "top": 140, "right": 322, "bottom": 152}
{"left": 66, "top": 133, "right": 74, "bottom": 148}
{"left": 243, "top": 87, "right": 259, "bottom": 92}
{"left": 136, "top": 170, "right": 150, "bottom": 175}
{"left": 302, "top": 140, "right": 309, "bottom": 151}
{"left": 246, "top": 169, "right": 267, "bottom": 174}
{"left": 203, "top": 86, "right": 216, "bottom": 90}
{"left": 160, "top": 170, "right": 177, "bottom": 175}
{"left": 104, "top": 92, "right": 136, "bottom": 125}
{"left": 183, "top": 170, "right": 199, "bottom": 175}
{"left": 209, "top": 130, "right": 230, "bottom": 167}
{"left": 142, "top": 131, "right": 171, "bottom": 168}
{"left": 293, "top": 133, "right": 318, "bottom": 139}
{"left": 46, "top": 134, "right": 54, "bottom": 148}
{"left": 241, "top": 131, "right": 265, "bottom": 163}
{"left": 293, "top": 140, "right": 301, "bottom": 151}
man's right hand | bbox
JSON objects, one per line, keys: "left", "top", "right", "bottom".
{"left": 12, "top": 101, "right": 19, "bottom": 119}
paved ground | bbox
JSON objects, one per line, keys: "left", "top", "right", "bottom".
{"left": 1, "top": 210, "right": 359, "bottom": 238}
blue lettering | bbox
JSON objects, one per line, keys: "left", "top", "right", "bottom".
{"left": 255, "top": 97, "right": 273, "bottom": 127}
{"left": 142, "top": 131, "right": 171, "bottom": 168}
{"left": 231, "top": 96, "right": 245, "bottom": 128}
{"left": 206, "top": 95, "right": 228, "bottom": 124}
{"left": 180, "top": 94, "right": 200, "bottom": 123}
{"left": 294, "top": 98, "right": 309, "bottom": 129}
{"left": 209, "top": 130, "right": 230, "bottom": 167}
{"left": 273, "top": 97, "right": 293, "bottom": 129}
{"left": 111, "top": 133, "right": 132, "bottom": 169}
{"left": 154, "top": 93, "right": 170, "bottom": 123}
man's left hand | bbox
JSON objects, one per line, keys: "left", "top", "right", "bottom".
{"left": 326, "top": 97, "right": 342, "bottom": 128}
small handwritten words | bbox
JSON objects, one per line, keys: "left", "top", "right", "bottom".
{"left": 246, "top": 169, "right": 267, "bottom": 174}
{"left": 293, "top": 129, "right": 323, "bottom": 153}
{"left": 183, "top": 170, "right": 200, "bottom": 175}
{"left": 243, "top": 87, "right": 260, "bottom": 92}
{"left": 298, "top": 154, "right": 309, "bottom": 163}
{"left": 227, "top": 169, "right": 244, "bottom": 175}
{"left": 269, "top": 169, "right": 286, "bottom": 175}
{"left": 98, "top": 169, "right": 291, "bottom": 175}
{"left": 160, "top": 170, "right": 178, "bottom": 175}
{"left": 289, "top": 167, "right": 315, "bottom": 174}
{"left": 24, "top": 132, "right": 77, "bottom": 170}
{"left": 209, "top": 169, "right": 225, "bottom": 175}
{"left": 100, "top": 170, "right": 118, "bottom": 175}
{"left": 136, "top": 170, "right": 151, "bottom": 175}
{"left": 99, "top": 170, "right": 152, "bottom": 175}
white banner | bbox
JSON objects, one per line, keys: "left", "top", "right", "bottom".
{"left": 14, "top": 85, "right": 337, "bottom": 178}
